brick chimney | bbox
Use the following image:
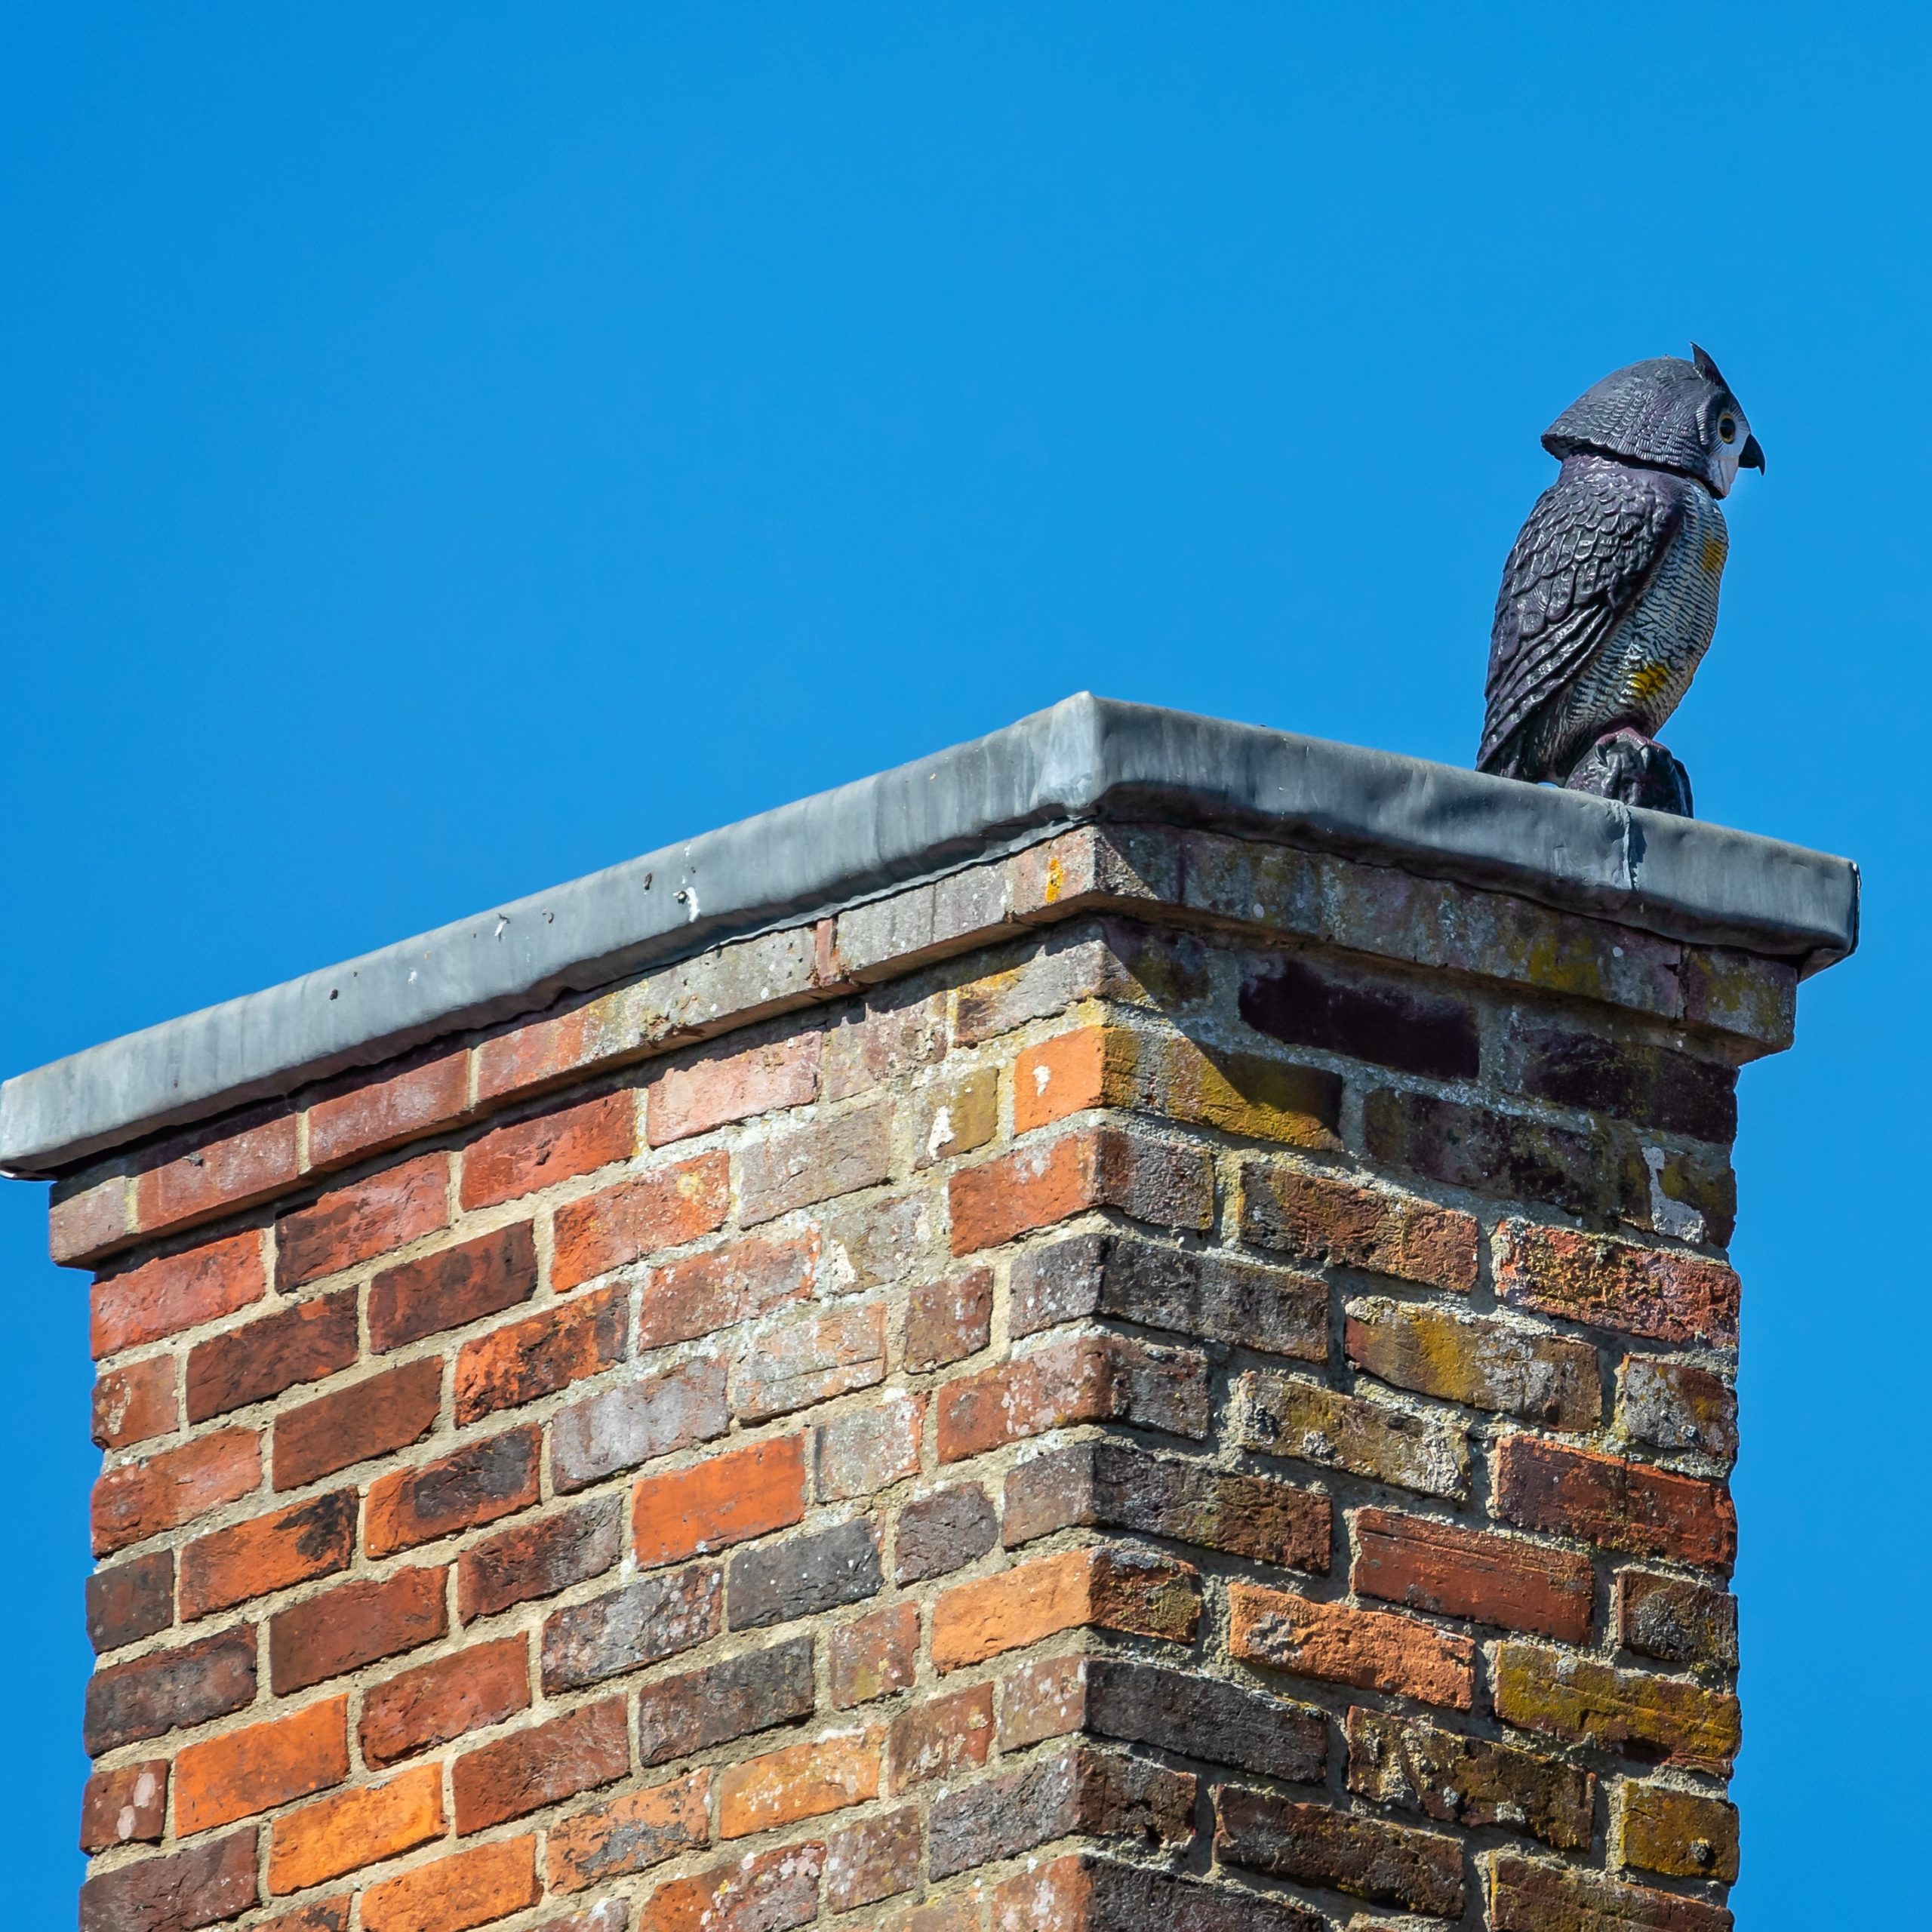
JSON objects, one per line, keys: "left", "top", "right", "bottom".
{"left": 4, "top": 697, "right": 1856, "bottom": 1932}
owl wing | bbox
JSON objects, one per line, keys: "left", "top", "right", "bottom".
{"left": 1478, "top": 461, "right": 1685, "bottom": 775}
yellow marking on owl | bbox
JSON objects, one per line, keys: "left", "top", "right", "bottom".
{"left": 1629, "top": 663, "right": 1672, "bottom": 703}
{"left": 1700, "top": 534, "right": 1726, "bottom": 573}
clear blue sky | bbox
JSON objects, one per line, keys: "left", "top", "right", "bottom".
{"left": 2, "top": 8, "right": 1921, "bottom": 1918}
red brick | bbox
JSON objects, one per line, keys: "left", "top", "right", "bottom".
{"left": 1494, "top": 1220, "right": 1740, "bottom": 1347}
{"left": 738, "top": 1102, "right": 895, "bottom": 1223}
{"left": 92, "top": 1428, "right": 261, "bottom": 1556}
{"left": 360, "top": 1634, "right": 532, "bottom": 1767}
{"left": 268, "top": 1763, "right": 444, "bottom": 1894}
{"left": 453, "top": 1696, "right": 629, "bottom": 1832}
{"left": 931, "top": 1544, "right": 1201, "bottom": 1670}
{"left": 814, "top": 1391, "right": 924, "bottom": 1502}
{"left": 633, "top": 1435, "right": 808, "bottom": 1567}
{"left": 639, "top": 1231, "right": 818, "bottom": 1351}
{"left": 270, "top": 1564, "right": 448, "bottom": 1694}
{"left": 86, "top": 1549, "right": 176, "bottom": 1656}
{"left": 457, "top": 1494, "right": 625, "bottom": 1621}
{"left": 185, "top": 1286, "right": 358, "bottom": 1422}
{"left": 84, "top": 1625, "right": 256, "bottom": 1755}
{"left": 1229, "top": 1581, "right": 1475, "bottom": 1709}
{"left": 91, "top": 1229, "right": 266, "bottom": 1358}
{"left": 255, "top": 1903, "right": 352, "bottom": 1932}
{"left": 80, "top": 1758, "right": 167, "bottom": 1850}
{"left": 454, "top": 1287, "right": 626, "bottom": 1424}
{"left": 645, "top": 1844, "right": 825, "bottom": 1932}
{"left": 830, "top": 1602, "right": 918, "bottom": 1708}
{"left": 648, "top": 1034, "right": 822, "bottom": 1146}
{"left": 949, "top": 1125, "right": 1214, "bottom": 1254}
{"left": 552, "top": 1154, "right": 731, "bottom": 1291}
{"left": 137, "top": 1112, "right": 300, "bottom": 1235}
{"left": 92, "top": 1355, "right": 177, "bottom": 1449}
{"left": 51, "top": 1171, "right": 133, "bottom": 1266}
{"left": 903, "top": 1266, "right": 992, "bottom": 1371}
{"left": 361, "top": 1836, "right": 540, "bottom": 1932}
{"left": 546, "top": 1772, "right": 711, "bottom": 1892}
{"left": 180, "top": 1489, "right": 356, "bottom": 1617}
{"left": 1239, "top": 1160, "right": 1479, "bottom": 1293}
{"left": 888, "top": 1684, "right": 993, "bottom": 1792}
{"left": 459, "top": 1090, "right": 636, "bottom": 1211}
{"left": 733, "top": 1302, "right": 888, "bottom": 1423}
{"left": 175, "top": 1695, "right": 350, "bottom": 1834}
{"left": 718, "top": 1727, "right": 882, "bottom": 1837}
{"left": 80, "top": 1832, "right": 257, "bottom": 1932}
{"left": 272, "top": 1357, "right": 443, "bottom": 1491}
{"left": 275, "top": 1152, "right": 452, "bottom": 1290}
{"left": 307, "top": 1052, "right": 471, "bottom": 1170}
{"left": 1494, "top": 1435, "right": 1737, "bottom": 1569}
{"left": 1486, "top": 1851, "right": 1732, "bottom": 1932}
{"left": 826, "top": 1805, "right": 921, "bottom": 1913}
{"left": 370, "top": 1223, "right": 538, "bottom": 1352}
{"left": 1351, "top": 1507, "right": 1594, "bottom": 1643}
{"left": 366, "top": 1425, "right": 541, "bottom": 1556}
{"left": 474, "top": 994, "right": 639, "bottom": 1106}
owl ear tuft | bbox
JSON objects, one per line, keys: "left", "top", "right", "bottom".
{"left": 1690, "top": 343, "right": 1728, "bottom": 387}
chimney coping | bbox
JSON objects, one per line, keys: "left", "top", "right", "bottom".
{"left": 0, "top": 694, "right": 1858, "bottom": 1178}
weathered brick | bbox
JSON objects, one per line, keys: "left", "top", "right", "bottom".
{"left": 931, "top": 1543, "right": 1201, "bottom": 1670}
{"left": 950, "top": 1125, "right": 1214, "bottom": 1254}
{"left": 1484, "top": 1850, "right": 1733, "bottom": 1932}
{"left": 1501, "top": 1019, "right": 1738, "bottom": 1142}
{"left": 1085, "top": 1657, "right": 1327, "bottom": 1784}
{"left": 636, "top": 1635, "right": 816, "bottom": 1767}
{"left": 639, "top": 1231, "right": 817, "bottom": 1352}
{"left": 369, "top": 1223, "right": 538, "bottom": 1353}
{"left": 80, "top": 1758, "right": 167, "bottom": 1851}
{"left": 458, "top": 1494, "right": 625, "bottom": 1620}
{"left": 1345, "top": 1297, "right": 1601, "bottom": 1432}
{"left": 1229, "top": 1581, "right": 1475, "bottom": 1709}
{"left": 1239, "top": 953, "right": 1481, "bottom": 1080}
{"left": 734, "top": 1302, "right": 888, "bottom": 1423}
{"left": 180, "top": 1489, "right": 356, "bottom": 1617}
{"left": 272, "top": 1357, "right": 442, "bottom": 1491}
{"left": 365, "top": 1425, "right": 540, "bottom": 1556}
{"left": 895, "top": 1484, "right": 998, "bottom": 1583}
{"left": 275, "top": 1153, "right": 451, "bottom": 1291}
{"left": 829, "top": 1601, "right": 917, "bottom": 1706}
{"left": 255, "top": 1899, "right": 352, "bottom": 1932}
{"left": 453, "top": 1696, "right": 629, "bottom": 1832}
{"left": 1614, "top": 1780, "right": 1739, "bottom": 1881}
{"left": 1617, "top": 1569, "right": 1738, "bottom": 1671}
{"left": 826, "top": 1804, "right": 921, "bottom": 1913}
{"left": 822, "top": 994, "right": 946, "bottom": 1101}
{"left": 1003, "top": 1439, "right": 1331, "bottom": 1574}
{"left": 268, "top": 1764, "right": 443, "bottom": 1893}
{"left": 546, "top": 1773, "right": 710, "bottom": 1893}
{"left": 739, "top": 1102, "right": 895, "bottom": 1223}
{"left": 989, "top": 1854, "right": 1327, "bottom": 1932}
{"left": 1617, "top": 1357, "right": 1738, "bottom": 1463}
{"left": 270, "top": 1566, "right": 447, "bottom": 1694}
{"left": 79, "top": 1830, "right": 257, "bottom": 1932}
{"left": 87, "top": 1549, "right": 174, "bottom": 1655}
{"left": 472, "top": 987, "right": 641, "bottom": 1107}
{"left": 51, "top": 1171, "right": 133, "bottom": 1268}
{"left": 903, "top": 1266, "right": 993, "bottom": 1371}
{"left": 459, "top": 1090, "right": 635, "bottom": 1210}
{"left": 552, "top": 1353, "right": 728, "bottom": 1493}
{"left": 92, "top": 1230, "right": 266, "bottom": 1358}
{"left": 730, "top": 1518, "right": 883, "bottom": 1632}
{"left": 540, "top": 1566, "right": 721, "bottom": 1694}
{"left": 909, "top": 1067, "right": 1001, "bottom": 1169}
{"left": 1216, "top": 1787, "right": 1463, "bottom": 1918}
{"left": 552, "top": 1155, "right": 731, "bottom": 1291}
{"left": 137, "top": 1112, "right": 300, "bottom": 1236}
{"left": 361, "top": 1835, "right": 540, "bottom": 1932}
{"left": 633, "top": 1435, "right": 807, "bottom": 1567}
{"left": 454, "top": 1285, "right": 626, "bottom": 1424}
{"left": 93, "top": 1427, "right": 261, "bottom": 1556}
{"left": 997, "top": 1654, "right": 1089, "bottom": 1750}
{"left": 937, "top": 1331, "right": 1209, "bottom": 1463}
{"left": 174, "top": 1695, "right": 350, "bottom": 1834}
{"left": 814, "top": 1390, "right": 924, "bottom": 1501}
{"left": 886, "top": 1683, "right": 992, "bottom": 1791}
{"left": 1239, "top": 1161, "right": 1478, "bottom": 1293}
{"left": 1494, "top": 1435, "right": 1736, "bottom": 1569}
{"left": 951, "top": 935, "right": 1114, "bottom": 1048}
{"left": 1491, "top": 1642, "right": 1741, "bottom": 1770}
{"left": 359, "top": 1634, "right": 531, "bottom": 1767}
{"left": 186, "top": 1287, "right": 358, "bottom": 1423}
{"left": 85, "top": 1624, "right": 255, "bottom": 1755}
{"left": 719, "top": 1727, "right": 882, "bottom": 1837}
{"left": 1494, "top": 1220, "right": 1739, "bottom": 1347}
{"left": 1351, "top": 1506, "right": 1593, "bottom": 1643}
{"left": 1237, "top": 1370, "right": 1467, "bottom": 1499}
{"left": 1011, "top": 1229, "right": 1327, "bottom": 1361}
{"left": 815, "top": 1185, "right": 943, "bottom": 1295}
{"left": 93, "top": 1355, "right": 178, "bottom": 1450}
{"left": 1681, "top": 944, "right": 1797, "bottom": 1052}
{"left": 644, "top": 1844, "right": 824, "bottom": 1932}
{"left": 1345, "top": 1706, "right": 1592, "bottom": 1851}
{"left": 306, "top": 1052, "right": 471, "bottom": 1169}
{"left": 648, "top": 1033, "right": 823, "bottom": 1144}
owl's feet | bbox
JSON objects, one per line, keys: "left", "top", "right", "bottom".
{"left": 1562, "top": 729, "right": 1695, "bottom": 817}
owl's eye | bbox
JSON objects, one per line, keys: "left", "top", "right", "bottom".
{"left": 1718, "top": 415, "right": 1738, "bottom": 443}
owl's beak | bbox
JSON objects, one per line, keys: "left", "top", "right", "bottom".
{"left": 1740, "top": 433, "right": 1766, "bottom": 474}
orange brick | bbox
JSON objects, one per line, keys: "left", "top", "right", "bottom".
{"left": 91, "top": 1229, "right": 266, "bottom": 1358}
{"left": 1351, "top": 1506, "right": 1593, "bottom": 1644}
{"left": 931, "top": 1544, "right": 1201, "bottom": 1671}
{"left": 1229, "top": 1580, "right": 1475, "bottom": 1709}
{"left": 92, "top": 1427, "right": 261, "bottom": 1556}
{"left": 459, "top": 1091, "right": 636, "bottom": 1211}
{"left": 269, "top": 1764, "right": 445, "bottom": 1894}
{"left": 718, "top": 1728, "right": 882, "bottom": 1838}
{"left": 452, "top": 1697, "right": 630, "bottom": 1832}
{"left": 633, "top": 1436, "right": 807, "bottom": 1567}
{"left": 647, "top": 1035, "right": 822, "bottom": 1146}
{"left": 359, "top": 1635, "right": 532, "bottom": 1768}
{"left": 888, "top": 1684, "right": 993, "bottom": 1792}
{"left": 454, "top": 1287, "right": 626, "bottom": 1424}
{"left": 646, "top": 1844, "right": 825, "bottom": 1932}
{"left": 546, "top": 1770, "right": 711, "bottom": 1892}
{"left": 552, "top": 1154, "right": 731, "bottom": 1291}
{"left": 136, "top": 1112, "right": 300, "bottom": 1236}
{"left": 276, "top": 1153, "right": 451, "bottom": 1290}
{"left": 1012, "top": 1026, "right": 1110, "bottom": 1133}
{"left": 175, "top": 1695, "right": 350, "bottom": 1835}
{"left": 307, "top": 1051, "right": 472, "bottom": 1170}
{"left": 180, "top": 1490, "right": 355, "bottom": 1617}
{"left": 92, "top": 1355, "right": 178, "bottom": 1449}
{"left": 949, "top": 1126, "right": 1214, "bottom": 1255}
{"left": 360, "top": 1835, "right": 540, "bottom": 1932}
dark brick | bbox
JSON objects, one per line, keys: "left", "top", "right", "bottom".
{"left": 79, "top": 1828, "right": 257, "bottom": 1932}
{"left": 1617, "top": 1569, "right": 1740, "bottom": 1671}
{"left": 458, "top": 1495, "right": 625, "bottom": 1622}
{"left": 271, "top": 1357, "right": 442, "bottom": 1491}
{"left": 88, "top": 1549, "right": 174, "bottom": 1654}
{"left": 1239, "top": 955, "right": 1480, "bottom": 1081}
{"left": 269, "top": 1566, "right": 446, "bottom": 1694}
{"left": 1215, "top": 1786, "right": 1463, "bottom": 1916}
{"left": 903, "top": 1267, "right": 993, "bottom": 1372}
{"left": 1001, "top": 1858, "right": 1326, "bottom": 1932}
{"left": 85, "top": 1625, "right": 256, "bottom": 1755}
{"left": 1485, "top": 1850, "right": 1733, "bottom": 1932}
{"left": 365, "top": 1426, "right": 540, "bottom": 1556}
{"left": 1086, "top": 1659, "right": 1325, "bottom": 1784}
{"left": 541, "top": 1567, "right": 722, "bottom": 1694}
{"left": 637, "top": 1635, "right": 817, "bottom": 1766}
{"left": 1010, "top": 1230, "right": 1327, "bottom": 1361}
{"left": 727, "top": 1518, "right": 882, "bottom": 1630}
{"left": 894, "top": 1485, "right": 998, "bottom": 1583}
{"left": 185, "top": 1288, "right": 358, "bottom": 1423}
{"left": 368, "top": 1223, "right": 537, "bottom": 1353}
{"left": 1503, "top": 1019, "right": 1738, "bottom": 1142}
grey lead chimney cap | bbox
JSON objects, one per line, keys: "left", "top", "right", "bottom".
{"left": 0, "top": 695, "right": 1859, "bottom": 1177}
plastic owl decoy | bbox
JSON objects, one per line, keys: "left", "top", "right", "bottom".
{"left": 1478, "top": 346, "right": 1764, "bottom": 817}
